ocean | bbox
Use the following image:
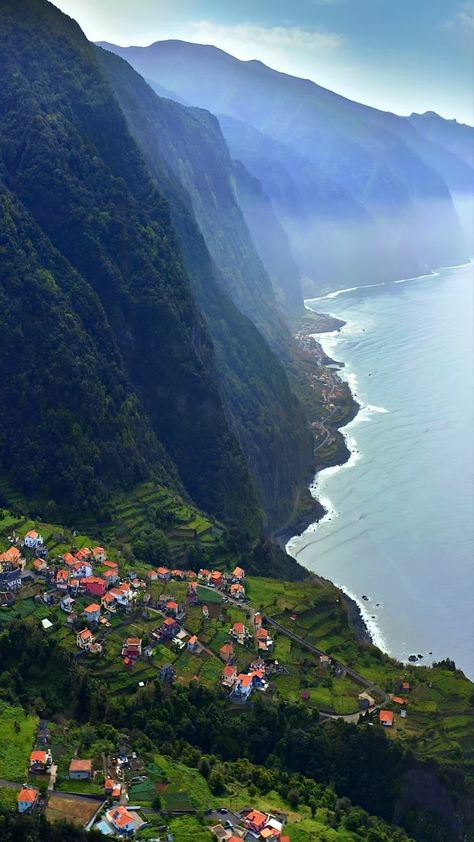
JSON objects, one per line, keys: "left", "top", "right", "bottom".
{"left": 287, "top": 263, "right": 474, "bottom": 679}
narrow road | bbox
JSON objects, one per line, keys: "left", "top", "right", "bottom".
{"left": 265, "top": 616, "right": 389, "bottom": 714}
{"left": 0, "top": 779, "right": 103, "bottom": 801}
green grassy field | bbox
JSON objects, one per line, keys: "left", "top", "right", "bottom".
{"left": 0, "top": 702, "right": 38, "bottom": 781}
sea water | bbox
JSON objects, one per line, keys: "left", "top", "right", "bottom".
{"left": 287, "top": 263, "right": 474, "bottom": 678}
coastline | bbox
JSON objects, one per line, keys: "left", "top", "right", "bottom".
{"left": 285, "top": 261, "right": 474, "bottom": 668}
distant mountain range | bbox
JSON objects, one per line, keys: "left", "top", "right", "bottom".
{"left": 98, "top": 39, "right": 473, "bottom": 295}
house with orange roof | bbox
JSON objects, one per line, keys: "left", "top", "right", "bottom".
{"left": 104, "top": 777, "right": 114, "bottom": 795}
{"left": 122, "top": 637, "right": 142, "bottom": 659}
{"left": 76, "top": 628, "right": 95, "bottom": 650}
{"left": 24, "top": 530, "right": 43, "bottom": 549}
{"left": 105, "top": 804, "right": 143, "bottom": 835}
{"left": 210, "top": 570, "right": 223, "bottom": 588}
{"left": 69, "top": 758, "right": 92, "bottom": 779}
{"left": 146, "top": 569, "right": 159, "bottom": 582}
{"left": 104, "top": 568, "right": 120, "bottom": 585}
{"left": 230, "top": 582, "right": 245, "bottom": 599}
{"left": 29, "top": 749, "right": 51, "bottom": 773}
{"left": 231, "top": 622, "right": 248, "bottom": 645}
{"left": 101, "top": 591, "right": 117, "bottom": 611}
{"left": 187, "top": 634, "right": 199, "bottom": 652}
{"left": 219, "top": 642, "right": 234, "bottom": 663}
{"left": 0, "top": 546, "right": 22, "bottom": 567}
{"left": 392, "top": 695, "right": 408, "bottom": 706}
{"left": 104, "top": 559, "right": 119, "bottom": 570}
{"left": 222, "top": 665, "right": 237, "bottom": 687}
{"left": 260, "top": 827, "right": 280, "bottom": 842}
{"left": 82, "top": 576, "right": 106, "bottom": 597}
{"left": 166, "top": 600, "right": 179, "bottom": 616}
{"left": 171, "top": 568, "right": 185, "bottom": 579}
{"left": 75, "top": 548, "right": 91, "bottom": 561}
{"left": 379, "top": 710, "right": 394, "bottom": 727}
{"left": 72, "top": 559, "right": 93, "bottom": 578}
{"left": 111, "top": 783, "right": 122, "bottom": 800}
{"left": 254, "top": 612, "right": 262, "bottom": 630}
{"left": 198, "top": 568, "right": 211, "bottom": 583}
{"left": 83, "top": 603, "right": 101, "bottom": 624}
{"left": 92, "top": 547, "right": 107, "bottom": 562}
{"left": 33, "top": 557, "right": 47, "bottom": 572}
{"left": 233, "top": 673, "right": 254, "bottom": 701}
{"left": 186, "top": 570, "right": 197, "bottom": 581}
{"left": 63, "top": 552, "right": 76, "bottom": 566}
{"left": 232, "top": 566, "right": 245, "bottom": 581}
{"left": 55, "top": 568, "right": 69, "bottom": 589}
{"left": 17, "top": 786, "right": 39, "bottom": 812}
{"left": 157, "top": 566, "right": 170, "bottom": 580}
{"left": 244, "top": 808, "right": 268, "bottom": 833}
{"left": 256, "top": 628, "right": 273, "bottom": 652}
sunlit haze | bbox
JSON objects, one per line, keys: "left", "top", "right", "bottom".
{"left": 51, "top": 0, "right": 474, "bottom": 124}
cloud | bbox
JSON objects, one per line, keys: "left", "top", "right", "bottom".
{"left": 186, "top": 21, "right": 344, "bottom": 57}
{"left": 440, "top": 4, "right": 474, "bottom": 33}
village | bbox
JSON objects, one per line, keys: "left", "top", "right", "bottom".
{"left": 0, "top": 521, "right": 426, "bottom": 839}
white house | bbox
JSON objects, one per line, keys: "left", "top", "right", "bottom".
{"left": 106, "top": 805, "right": 143, "bottom": 835}
{"left": 24, "top": 530, "right": 44, "bottom": 549}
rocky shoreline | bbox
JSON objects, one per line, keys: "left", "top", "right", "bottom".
{"left": 280, "top": 308, "right": 373, "bottom": 644}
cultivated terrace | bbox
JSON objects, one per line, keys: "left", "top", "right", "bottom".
{"left": 0, "top": 504, "right": 472, "bottom": 841}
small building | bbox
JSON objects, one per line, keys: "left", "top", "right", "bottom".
{"left": 122, "top": 637, "right": 142, "bottom": 659}
{"left": 187, "top": 634, "right": 199, "bottom": 652}
{"left": 379, "top": 710, "right": 394, "bottom": 727}
{"left": 75, "top": 548, "right": 91, "bottom": 561}
{"left": 233, "top": 673, "right": 253, "bottom": 701}
{"left": 198, "top": 568, "right": 211, "bottom": 583}
{"left": 232, "top": 566, "right": 245, "bottom": 581}
{"left": 92, "top": 547, "right": 107, "bottom": 563}
{"left": 202, "top": 604, "right": 209, "bottom": 619}
{"left": 30, "top": 750, "right": 50, "bottom": 773}
{"left": 104, "top": 777, "right": 114, "bottom": 795}
{"left": 320, "top": 654, "right": 331, "bottom": 669}
{"left": 166, "top": 600, "right": 179, "bottom": 617}
{"left": 69, "top": 758, "right": 92, "bottom": 780}
{"left": 106, "top": 805, "right": 143, "bottom": 835}
{"left": 210, "top": 570, "right": 223, "bottom": 588}
{"left": 17, "top": 786, "right": 39, "bottom": 813}
{"left": 253, "top": 612, "right": 262, "bottom": 630}
{"left": 55, "top": 569, "right": 69, "bottom": 589}
{"left": 104, "top": 568, "right": 120, "bottom": 586}
{"left": 232, "top": 622, "right": 248, "bottom": 645}
{"left": 157, "top": 567, "right": 170, "bottom": 581}
{"left": 33, "top": 558, "right": 48, "bottom": 572}
{"left": 77, "top": 628, "right": 95, "bottom": 650}
{"left": 60, "top": 595, "right": 75, "bottom": 613}
{"left": 219, "top": 643, "right": 234, "bottom": 662}
{"left": 244, "top": 808, "right": 268, "bottom": 833}
{"left": 24, "top": 530, "right": 44, "bottom": 549}
{"left": 83, "top": 603, "right": 101, "bottom": 624}
{"left": 230, "top": 583, "right": 245, "bottom": 599}
{"left": 358, "top": 691, "right": 375, "bottom": 710}
{"left": 82, "top": 576, "right": 106, "bottom": 597}
{"left": 222, "top": 665, "right": 238, "bottom": 687}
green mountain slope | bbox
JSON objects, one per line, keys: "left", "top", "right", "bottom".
{"left": 95, "top": 46, "right": 314, "bottom": 531}
{"left": 0, "top": 0, "right": 261, "bottom": 532}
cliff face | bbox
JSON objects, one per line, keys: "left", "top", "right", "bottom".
{"left": 0, "top": 0, "right": 262, "bottom": 532}
{"left": 96, "top": 46, "right": 314, "bottom": 532}
{"left": 100, "top": 40, "right": 469, "bottom": 295}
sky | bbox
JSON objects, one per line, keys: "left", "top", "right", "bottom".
{"left": 52, "top": 0, "right": 474, "bottom": 124}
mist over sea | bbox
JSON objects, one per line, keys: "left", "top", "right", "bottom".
{"left": 287, "top": 263, "right": 474, "bottom": 678}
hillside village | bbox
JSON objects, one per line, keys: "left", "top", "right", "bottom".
{"left": 0, "top": 514, "right": 473, "bottom": 839}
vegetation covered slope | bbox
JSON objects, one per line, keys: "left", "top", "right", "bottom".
{"left": 100, "top": 40, "right": 469, "bottom": 295}
{"left": 0, "top": 186, "right": 177, "bottom": 518}
{"left": 98, "top": 49, "right": 293, "bottom": 353}
{"left": 0, "top": 0, "right": 263, "bottom": 531}
{"left": 95, "top": 46, "right": 314, "bottom": 531}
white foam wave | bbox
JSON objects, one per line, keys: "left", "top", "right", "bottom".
{"left": 366, "top": 404, "right": 389, "bottom": 414}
